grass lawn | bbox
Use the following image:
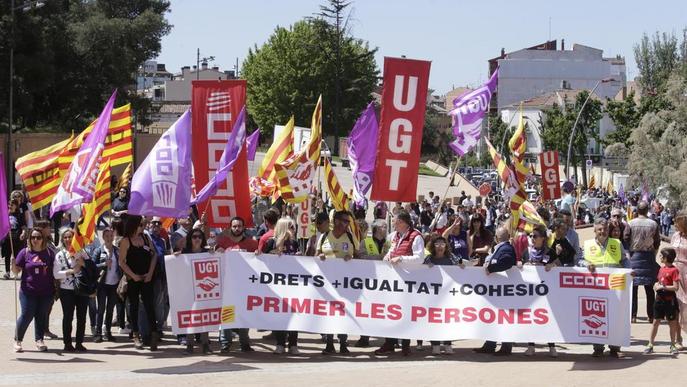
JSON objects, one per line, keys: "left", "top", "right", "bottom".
{"left": 418, "top": 163, "right": 443, "bottom": 177}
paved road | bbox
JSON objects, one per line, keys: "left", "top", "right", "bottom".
{"left": 2, "top": 228, "right": 685, "bottom": 386}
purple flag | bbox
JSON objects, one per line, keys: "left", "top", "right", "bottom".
{"left": 51, "top": 90, "right": 117, "bottom": 216}
{"left": 347, "top": 102, "right": 379, "bottom": 206}
{"left": 0, "top": 153, "right": 9, "bottom": 242}
{"left": 246, "top": 129, "right": 260, "bottom": 161}
{"left": 128, "top": 110, "right": 193, "bottom": 218}
{"left": 448, "top": 69, "right": 498, "bottom": 156}
{"left": 192, "top": 106, "right": 247, "bottom": 205}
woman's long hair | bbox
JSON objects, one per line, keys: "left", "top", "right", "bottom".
{"left": 273, "top": 217, "right": 295, "bottom": 253}
{"left": 185, "top": 229, "right": 207, "bottom": 252}
{"left": 123, "top": 215, "right": 142, "bottom": 238}
{"left": 58, "top": 227, "right": 75, "bottom": 251}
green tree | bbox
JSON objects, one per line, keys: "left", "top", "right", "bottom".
{"left": 242, "top": 17, "right": 378, "bottom": 139}
{"left": 539, "top": 92, "right": 603, "bottom": 187}
{"left": 604, "top": 91, "right": 641, "bottom": 147}
{"left": 628, "top": 74, "right": 687, "bottom": 207}
{"left": 0, "top": 0, "right": 171, "bottom": 132}
{"left": 633, "top": 30, "right": 687, "bottom": 94}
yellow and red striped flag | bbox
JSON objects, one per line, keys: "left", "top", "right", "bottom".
{"left": 588, "top": 174, "right": 596, "bottom": 189}
{"left": 323, "top": 157, "right": 359, "bottom": 240}
{"left": 508, "top": 106, "right": 527, "bottom": 161}
{"left": 58, "top": 104, "right": 133, "bottom": 175}
{"left": 258, "top": 117, "right": 294, "bottom": 183}
{"left": 70, "top": 159, "right": 111, "bottom": 254}
{"left": 275, "top": 95, "right": 322, "bottom": 203}
{"left": 117, "top": 162, "right": 133, "bottom": 191}
{"left": 15, "top": 135, "right": 75, "bottom": 209}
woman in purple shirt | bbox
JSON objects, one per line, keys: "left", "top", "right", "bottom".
{"left": 11, "top": 228, "right": 55, "bottom": 353}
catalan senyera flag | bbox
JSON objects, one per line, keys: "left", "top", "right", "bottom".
{"left": 588, "top": 174, "right": 596, "bottom": 189}
{"left": 323, "top": 157, "right": 359, "bottom": 240}
{"left": 606, "top": 179, "right": 613, "bottom": 193}
{"left": 15, "top": 135, "right": 75, "bottom": 209}
{"left": 117, "top": 162, "right": 133, "bottom": 191}
{"left": 70, "top": 159, "right": 111, "bottom": 254}
{"left": 508, "top": 105, "right": 527, "bottom": 161}
{"left": 58, "top": 104, "right": 133, "bottom": 175}
{"left": 258, "top": 117, "right": 295, "bottom": 183}
{"left": 274, "top": 95, "right": 322, "bottom": 203}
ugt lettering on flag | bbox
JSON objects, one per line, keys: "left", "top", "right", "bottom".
{"left": 448, "top": 69, "right": 498, "bottom": 156}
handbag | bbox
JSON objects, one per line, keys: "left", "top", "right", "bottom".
{"left": 116, "top": 275, "right": 128, "bottom": 300}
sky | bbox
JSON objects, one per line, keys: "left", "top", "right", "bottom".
{"left": 156, "top": 0, "right": 687, "bottom": 94}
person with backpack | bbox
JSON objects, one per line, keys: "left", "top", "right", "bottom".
{"left": 54, "top": 228, "right": 94, "bottom": 352}
{"left": 316, "top": 210, "right": 359, "bottom": 355}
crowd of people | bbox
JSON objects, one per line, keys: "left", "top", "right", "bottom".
{"left": 3, "top": 180, "right": 687, "bottom": 359}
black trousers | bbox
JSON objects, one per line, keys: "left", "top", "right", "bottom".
{"left": 275, "top": 331, "right": 298, "bottom": 347}
{"left": 385, "top": 338, "right": 410, "bottom": 349}
{"left": 127, "top": 280, "right": 157, "bottom": 334}
{"left": 632, "top": 285, "right": 655, "bottom": 320}
{"left": 60, "top": 289, "right": 89, "bottom": 345}
{"left": 325, "top": 334, "right": 348, "bottom": 346}
{"left": 96, "top": 284, "right": 118, "bottom": 335}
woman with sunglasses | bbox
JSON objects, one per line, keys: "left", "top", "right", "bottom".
{"left": 11, "top": 228, "right": 55, "bottom": 352}
{"left": 178, "top": 229, "right": 212, "bottom": 354}
{"left": 119, "top": 215, "right": 159, "bottom": 351}
{"left": 424, "top": 235, "right": 464, "bottom": 355}
{"left": 53, "top": 228, "right": 90, "bottom": 352}
{"left": 259, "top": 218, "right": 301, "bottom": 354}
{"left": 521, "top": 225, "right": 558, "bottom": 357}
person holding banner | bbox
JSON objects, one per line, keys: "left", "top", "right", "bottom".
{"left": 362, "top": 219, "right": 389, "bottom": 261}
{"left": 521, "top": 225, "right": 558, "bottom": 357}
{"left": 474, "top": 225, "right": 517, "bottom": 355}
{"left": 424, "top": 235, "right": 464, "bottom": 355}
{"left": 375, "top": 211, "right": 425, "bottom": 357}
{"left": 468, "top": 213, "right": 493, "bottom": 265}
{"left": 178, "top": 229, "right": 212, "bottom": 354}
{"left": 216, "top": 217, "right": 258, "bottom": 252}
{"left": 442, "top": 216, "right": 469, "bottom": 262}
{"left": 306, "top": 212, "right": 330, "bottom": 257}
{"left": 317, "top": 211, "right": 358, "bottom": 354}
{"left": 257, "top": 209, "right": 280, "bottom": 254}
{"left": 584, "top": 218, "right": 630, "bottom": 358}
{"left": 119, "top": 215, "right": 159, "bottom": 351}
{"left": 12, "top": 227, "right": 55, "bottom": 353}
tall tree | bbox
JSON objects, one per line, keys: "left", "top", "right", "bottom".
{"left": 242, "top": 19, "right": 378, "bottom": 139}
{"left": 0, "top": 0, "right": 171, "bottom": 132}
{"left": 604, "top": 91, "right": 641, "bottom": 147}
{"left": 633, "top": 30, "right": 687, "bottom": 94}
{"left": 539, "top": 92, "right": 603, "bottom": 187}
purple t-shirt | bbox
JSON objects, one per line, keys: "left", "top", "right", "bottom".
{"left": 15, "top": 248, "right": 55, "bottom": 297}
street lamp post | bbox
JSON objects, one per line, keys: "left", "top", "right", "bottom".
{"left": 565, "top": 78, "right": 615, "bottom": 181}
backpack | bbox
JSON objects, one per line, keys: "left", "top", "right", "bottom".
{"left": 73, "top": 258, "right": 99, "bottom": 297}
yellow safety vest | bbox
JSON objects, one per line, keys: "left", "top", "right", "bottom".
{"left": 584, "top": 238, "right": 622, "bottom": 266}
{"left": 364, "top": 237, "right": 388, "bottom": 256}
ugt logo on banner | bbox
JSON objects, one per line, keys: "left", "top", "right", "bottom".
{"left": 539, "top": 151, "right": 561, "bottom": 200}
{"left": 579, "top": 297, "right": 608, "bottom": 338}
{"left": 192, "top": 258, "right": 221, "bottom": 301}
{"left": 371, "top": 57, "right": 431, "bottom": 202}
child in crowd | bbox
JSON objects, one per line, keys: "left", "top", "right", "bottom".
{"left": 644, "top": 248, "right": 680, "bottom": 355}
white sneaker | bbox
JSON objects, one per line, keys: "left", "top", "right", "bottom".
{"left": 524, "top": 345, "right": 536, "bottom": 356}
{"left": 443, "top": 344, "right": 454, "bottom": 354}
{"left": 549, "top": 346, "right": 558, "bottom": 358}
{"left": 273, "top": 345, "right": 285, "bottom": 354}
{"left": 35, "top": 340, "right": 47, "bottom": 352}
{"left": 13, "top": 341, "right": 22, "bottom": 353}
{"left": 119, "top": 327, "right": 131, "bottom": 335}
{"left": 288, "top": 346, "right": 300, "bottom": 355}
{"left": 432, "top": 345, "right": 441, "bottom": 355}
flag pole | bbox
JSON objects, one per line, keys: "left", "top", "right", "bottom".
{"left": 438, "top": 158, "right": 460, "bottom": 213}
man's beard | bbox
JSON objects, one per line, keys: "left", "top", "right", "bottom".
{"left": 231, "top": 230, "right": 243, "bottom": 237}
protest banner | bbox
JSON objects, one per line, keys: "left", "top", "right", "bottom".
{"left": 191, "top": 80, "right": 252, "bottom": 227}
{"left": 167, "top": 252, "right": 631, "bottom": 346}
{"left": 371, "top": 57, "right": 431, "bottom": 202}
{"left": 540, "top": 150, "right": 562, "bottom": 200}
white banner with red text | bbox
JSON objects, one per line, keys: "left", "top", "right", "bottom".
{"left": 166, "top": 252, "right": 631, "bottom": 346}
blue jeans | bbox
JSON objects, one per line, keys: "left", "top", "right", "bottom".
{"left": 219, "top": 328, "right": 250, "bottom": 348}
{"left": 15, "top": 291, "right": 53, "bottom": 342}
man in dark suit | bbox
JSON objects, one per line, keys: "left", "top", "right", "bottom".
{"left": 473, "top": 225, "right": 517, "bottom": 355}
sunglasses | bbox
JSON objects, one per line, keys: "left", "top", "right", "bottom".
{"left": 434, "top": 241, "right": 447, "bottom": 245}
{"left": 191, "top": 235, "right": 203, "bottom": 239}
{"left": 30, "top": 235, "right": 43, "bottom": 240}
